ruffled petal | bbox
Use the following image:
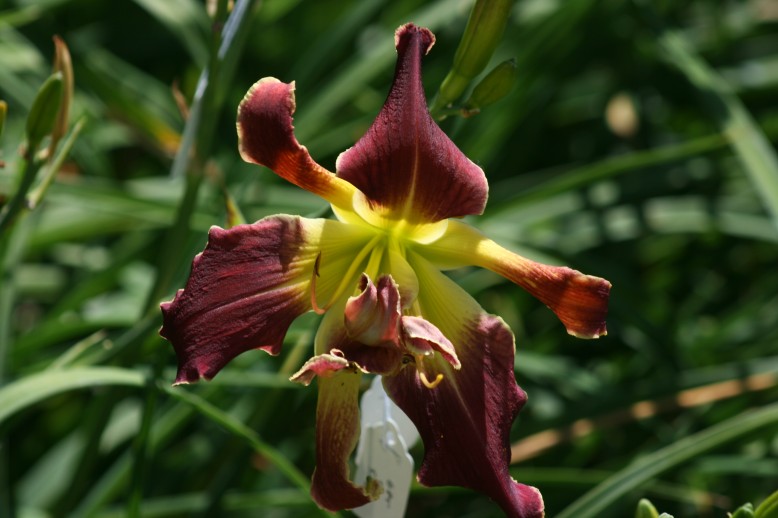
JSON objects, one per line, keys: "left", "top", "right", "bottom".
{"left": 418, "top": 219, "right": 611, "bottom": 339}
{"left": 335, "top": 23, "right": 488, "bottom": 223}
{"left": 316, "top": 296, "right": 403, "bottom": 376}
{"left": 160, "top": 215, "right": 371, "bottom": 383}
{"left": 384, "top": 253, "right": 544, "bottom": 518}
{"left": 294, "top": 358, "right": 381, "bottom": 510}
{"left": 400, "top": 315, "right": 459, "bottom": 369}
{"left": 289, "top": 349, "right": 352, "bottom": 386}
{"left": 238, "top": 77, "right": 357, "bottom": 210}
{"left": 344, "top": 274, "right": 401, "bottom": 346}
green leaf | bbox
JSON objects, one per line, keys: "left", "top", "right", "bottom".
{"left": 556, "top": 403, "right": 778, "bottom": 518}
{"left": 732, "top": 503, "right": 756, "bottom": 518}
{"left": 755, "top": 489, "right": 778, "bottom": 518}
{"left": 645, "top": 16, "right": 778, "bottom": 229}
{"left": 0, "top": 367, "right": 145, "bottom": 424}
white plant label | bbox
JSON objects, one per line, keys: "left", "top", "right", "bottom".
{"left": 353, "top": 376, "right": 417, "bottom": 518}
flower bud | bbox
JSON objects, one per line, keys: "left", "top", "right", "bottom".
{"left": 462, "top": 58, "right": 517, "bottom": 116}
{"left": 25, "top": 72, "right": 63, "bottom": 151}
{"left": 434, "top": 0, "right": 513, "bottom": 111}
{"left": 635, "top": 499, "right": 659, "bottom": 518}
{"left": 49, "top": 36, "right": 73, "bottom": 154}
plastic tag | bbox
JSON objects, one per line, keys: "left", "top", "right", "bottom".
{"left": 353, "top": 376, "right": 417, "bottom": 518}
{"left": 353, "top": 420, "right": 414, "bottom": 518}
{"left": 357, "top": 376, "right": 419, "bottom": 452}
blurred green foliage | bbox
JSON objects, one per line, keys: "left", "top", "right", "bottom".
{"left": 1, "top": 0, "right": 777, "bottom": 517}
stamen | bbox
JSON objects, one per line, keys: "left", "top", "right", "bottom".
{"left": 310, "top": 253, "right": 326, "bottom": 315}
{"left": 308, "top": 234, "right": 382, "bottom": 315}
{"left": 322, "top": 234, "right": 383, "bottom": 310}
{"left": 419, "top": 371, "right": 443, "bottom": 389}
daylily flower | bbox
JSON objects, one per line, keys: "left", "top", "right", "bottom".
{"left": 160, "top": 23, "right": 610, "bottom": 518}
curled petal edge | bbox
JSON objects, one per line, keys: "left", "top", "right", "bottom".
{"left": 237, "top": 77, "right": 357, "bottom": 211}
{"left": 160, "top": 216, "right": 318, "bottom": 384}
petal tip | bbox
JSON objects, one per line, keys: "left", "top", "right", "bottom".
{"left": 395, "top": 23, "right": 435, "bottom": 55}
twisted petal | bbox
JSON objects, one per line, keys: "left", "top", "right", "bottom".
{"left": 335, "top": 23, "right": 488, "bottom": 223}
{"left": 418, "top": 219, "right": 611, "bottom": 338}
{"left": 160, "top": 215, "right": 372, "bottom": 383}
{"left": 344, "top": 274, "right": 401, "bottom": 346}
{"left": 317, "top": 293, "right": 403, "bottom": 377}
{"left": 291, "top": 355, "right": 380, "bottom": 510}
{"left": 238, "top": 77, "right": 357, "bottom": 210}
{"left": 383, "top": 253, "right": 544, "bottom": 518}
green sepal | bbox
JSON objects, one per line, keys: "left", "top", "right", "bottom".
{"left": 25, "top": 72, "right": 64, "bottom": 151}
{"left": 462, "top": 58, "right": 517, "bottom": 116}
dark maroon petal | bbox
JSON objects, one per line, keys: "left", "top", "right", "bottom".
{"left": 238, "top": 78, "right": 357, "bottom": 209}
{"left": 384, "top": 313, "right": 544, "bottom": 518}
{"left": 160, "top": 216, "right": 316, "bottom": 384}
{"left": 311, "top": 370, "right": 381, "bottom": 510}
{"left": 336, "top": 23, "right": 488, "bottom": 223}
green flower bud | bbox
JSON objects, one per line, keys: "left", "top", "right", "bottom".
{"left": 433, "top": 0, "right": 513, "bottom": 113}
{"left": 463, "top": 58, "right": 517, "bottom": 115}
{"left": 49, "top": 36, "right": 74, "bottom": 155}
{"left": 25, "top": 72, "right": 63, "bottom": 151}
{"left": 635, "top": 498, "right": 660, "bottom": 518}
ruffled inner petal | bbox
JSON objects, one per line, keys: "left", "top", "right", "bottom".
{"left": 335, "top": 23, "right": 488, "bottom": 223}
{"left": 383, "top": 252, "right": 544, "bottom": 518}
{"left": 344, "top": 274, "right": 401, "bottom": 346}
{"left": 315, "top": 296, "right": 403, "bottom": 376}
{"left": 418, "top": 219, "right": 611, "bottom": 339}
{"left": 400, "top": 315, "right": 460, "bottom": 369}
{"left": 159, "top": 216, "right": 370, "bottom": 383}
{"left": 238, "top": 77, "right": 357, "bottom": 210}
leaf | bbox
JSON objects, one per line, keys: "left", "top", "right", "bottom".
{"left": 0, "top": 367, "right": 145, "bottom": 424}
{"left": 555, "top": 403, "right": 778, "bottom": 518}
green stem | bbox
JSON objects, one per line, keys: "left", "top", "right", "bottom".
{"left": 0, "top": 148, "right": 39, "bottom": 235}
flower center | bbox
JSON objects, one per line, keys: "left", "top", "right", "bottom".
{"left": 332, "top": 191, "right": 449, "bottom": 245}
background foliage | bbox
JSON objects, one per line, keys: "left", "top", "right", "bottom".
{"left": 1, "top": 0, "right": 777, "bottom": 517}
